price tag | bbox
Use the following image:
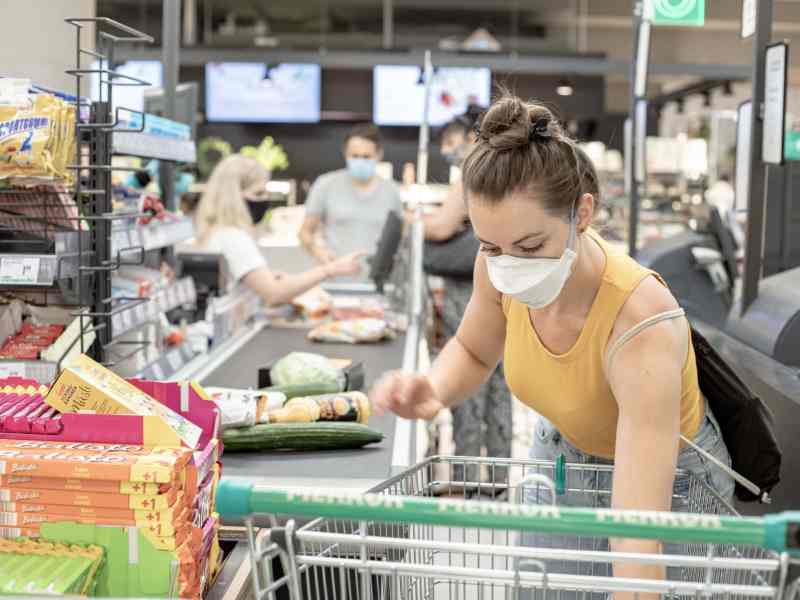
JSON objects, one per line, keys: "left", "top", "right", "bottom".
{"left": 134, "top": 302, "right": 146, "bottom": 322}
{"left": 140, "top": 229, "right": 152, "bottom": 251}
{"left": 166, "top": 350, "right": 182, "bottom": 372}
{"left": 151, "top": 362, "right": 165, "bottom": 380}
{"left": 0, "top": 257, "right": 40, "bottom": 285}
{"left": 0, "top": 362, "right": 26, "bottom": 378}
{"left": 120, "top": 309, "right": 133, "bottom": 330}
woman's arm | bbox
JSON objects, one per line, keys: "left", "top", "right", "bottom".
{"left": 242, "top": 253, "right": 363, "bottom": 307}
{"left": 372, "top": 253, "right": 506, "bottom": 418}
{"left": 605, "top": 276, "right": 689, "bottom": 599}
{"left": 429, "top": 254, "right": 506, "bottom": 406}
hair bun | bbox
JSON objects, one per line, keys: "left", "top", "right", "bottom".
{"left": 477, "top": 96, "right": 560, "bottom": 151}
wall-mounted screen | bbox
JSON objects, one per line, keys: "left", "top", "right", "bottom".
{"left": 205, "top": 62, "right": 321, "bottom": 123}
{"left": 90, "top": 60, "right": 163, "bottom": 115}
{"left": 373, "top": 65, "right": 491, "bottom": 126}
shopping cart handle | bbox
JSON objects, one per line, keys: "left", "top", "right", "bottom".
{"left": 217, "top": 479, "right": 254, "bottom": 520}
{"left": 216, "top": 478, "right": 800, "bottom": 556}
{"left": 764, "top": 512, "right": 800, "bottom": 555}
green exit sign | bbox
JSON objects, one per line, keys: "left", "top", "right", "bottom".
{"left": 785, "top": 131, "right": 800, "bottom": 161}
{"left": 652, "top": 0, "right": 705, "bottom": 26}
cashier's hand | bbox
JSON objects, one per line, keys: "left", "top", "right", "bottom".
{"left": 371, "top": 371, "right": 444, "bottom": 420}
{"left": 324, "top": 252, "right": 367, "bottom": 278}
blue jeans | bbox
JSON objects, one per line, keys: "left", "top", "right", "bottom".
{"left": 519, "top": 406, "right": 734, "bottom": 599}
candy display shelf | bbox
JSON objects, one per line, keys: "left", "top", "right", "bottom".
{"left": 110, "top": 217, "right": 194, "bottom": 257}
{"left": 136, "top": 342, "right": 197, "bottom": 380}
{"left": 112, "top": 131, "right": 197, "bottom": 163}
{"left": 111, "top": 276, "right": 196, "bottom": 339}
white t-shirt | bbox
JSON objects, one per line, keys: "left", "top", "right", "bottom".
{"left": 202, "top": 226, "right": 267, "bottom": 284}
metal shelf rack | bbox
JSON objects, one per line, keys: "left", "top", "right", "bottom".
{"left": 0, "top": 18, "right": 197, "bottom": 380}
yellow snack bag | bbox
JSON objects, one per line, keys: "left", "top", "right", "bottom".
{"left": 0, "top": 93, "right": 59, "bottom": 180}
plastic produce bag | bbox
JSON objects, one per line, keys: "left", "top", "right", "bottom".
{"left": 271, "top": 351, "right": 345, "bottom": 387}
{"left": 308, "top": 318, "right": 395, "bottom": 344}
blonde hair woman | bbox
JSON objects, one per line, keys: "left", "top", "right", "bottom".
{"left": 195, "top": 155, "right": 363, "bottom": 305}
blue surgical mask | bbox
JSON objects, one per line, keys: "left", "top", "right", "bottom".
{"left": 347, "top": 158, "right": 377, "bottom": 182}
{"left": 442, "top": 144, "right": 467, "bottom": 166}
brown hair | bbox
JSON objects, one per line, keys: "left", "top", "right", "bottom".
{"left": 345, "top": 123, "right": 383, "bottom": 149}
{"left": 461, "top": 94, "right": 599, "bottom": 220}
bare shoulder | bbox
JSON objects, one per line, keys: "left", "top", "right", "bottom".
{"left": 608, "top": 273, "right": 685, "bottom": 361}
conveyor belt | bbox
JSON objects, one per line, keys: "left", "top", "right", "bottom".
{"left": 206, "top": 326, "right": 405, "bottom": 482}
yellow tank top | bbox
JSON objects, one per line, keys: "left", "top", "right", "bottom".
{"left": 502, "top": 230, "right": 704, "bottom": 459}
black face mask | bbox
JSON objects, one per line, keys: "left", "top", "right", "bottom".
{"left": 246, "top": 199, "right": 270, "bottom": 224}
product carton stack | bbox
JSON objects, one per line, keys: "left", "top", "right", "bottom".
{"left": 0, "top": 354, "right": 223, "bottom": 598}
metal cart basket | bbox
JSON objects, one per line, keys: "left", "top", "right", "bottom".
{"left": 217, "top": 455, "right": 800, "bottom": 600}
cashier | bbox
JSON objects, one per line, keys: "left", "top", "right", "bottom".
{"left": 372, "top": 95, "right": 734, "bottom": 585}
{"left": 299, "top": 124, "right": 403, "bottom": 265}
{"left": 193, "top": 155, "right": 363, "bottom": 305}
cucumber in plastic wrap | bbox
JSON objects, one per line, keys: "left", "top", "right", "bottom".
{"left": 221, "top": 422, "right": 383, "bottom": 452}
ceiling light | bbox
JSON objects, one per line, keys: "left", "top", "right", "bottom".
{"left": 556, "top": 79, "right": 574, "bottom": 96}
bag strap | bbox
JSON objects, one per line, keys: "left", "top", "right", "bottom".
{"left": 604, "top": 309, "right": 766, "bottom": 501}
{"left": 605, "top": 308, "right": 685, "bottom": 373}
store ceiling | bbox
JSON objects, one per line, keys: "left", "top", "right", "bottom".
{"left": 98, "top": 0, "right": 800, "bottom": 111}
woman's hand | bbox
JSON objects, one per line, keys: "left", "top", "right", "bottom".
{"left": 325, "top": 252, "right": 366, "bottom": 278}
{"left": 371, "top": 371, "right": 444, "bottom": 420}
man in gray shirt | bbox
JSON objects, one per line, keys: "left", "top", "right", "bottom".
{"left": 299, "top": 124, "right": 403, "bottom": 277}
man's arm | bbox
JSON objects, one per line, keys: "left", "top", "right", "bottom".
{"left": 300, "top": 176, "right": 336, "bottom": 263}
{"left": 299, "top": 215, "right": 336, "bottom": 263}
{"left": 422, "top": 181, "right": 468, "bottom": 242}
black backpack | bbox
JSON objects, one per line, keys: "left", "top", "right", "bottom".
{"left": 691, "top": 326, "right": 781, "bottom": 502}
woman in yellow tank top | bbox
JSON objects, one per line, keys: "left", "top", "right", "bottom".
{"left": 373, "top": 94, "right": 734, "bottom": 590}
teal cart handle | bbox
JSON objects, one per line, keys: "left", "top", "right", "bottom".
{"left": 555, "top": 454, "right": 566, "bottom": 496}
{"left": 216, "top": 477, "right": 800, "bottom": 556}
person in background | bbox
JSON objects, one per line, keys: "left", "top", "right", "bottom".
{"left": 193, "top": 155, "right": 363, "bottom": 304}
{"left": 422, "top": 107, "right": 512, "bottom": 488}
{"left": 299, "top": 124, "right": 403, "bottom": 271}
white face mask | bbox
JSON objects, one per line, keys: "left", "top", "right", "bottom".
{"left": 485, "top": 211, "right": 578, "bottom": 309}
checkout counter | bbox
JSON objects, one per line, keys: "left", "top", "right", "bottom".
{"left": 175, "top": 219, "right": 425, "bottom": 599}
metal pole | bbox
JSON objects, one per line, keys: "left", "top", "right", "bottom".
{"left": 203, "top": 0, "right": 212, "bottom": 44}
{"left": 183, "top": 0, "right": 197, "bottom": 46}
{"left": 627, "top": 0, "right": 650, "bottom": 257}
{"left": 161, "top": 0, "right": 180, "bottom": 212}
{"left": 579, "top": 0, "right": 589, "bottom": 53}
{"left": 741, "top": 0, "right": 773, "bottom": 312}
{"left": 382, "top": 0, "right": 393, "bottom": 50}
{"left": 417, "top": 50, "right": 433, "bottom": 187}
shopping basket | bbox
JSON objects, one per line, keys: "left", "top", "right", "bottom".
{"left": 217, "top": 456, "right": 800, "bottom": 600}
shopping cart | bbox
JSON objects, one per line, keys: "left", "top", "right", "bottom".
{"left": 217, "top": 456, "right": 800, "bottom": 600}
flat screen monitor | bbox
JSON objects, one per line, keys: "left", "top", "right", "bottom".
{"left": 144, "top": 82, "right": 200, "bottom": 138}
{"left": 89, "top": 60, "right": 163, "bottom": 115}
{"left": 205, "top": 62, "right": 321, "bottom": 123}
{"left": 373, "top": 65, "right": 491, "bottom": 126}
